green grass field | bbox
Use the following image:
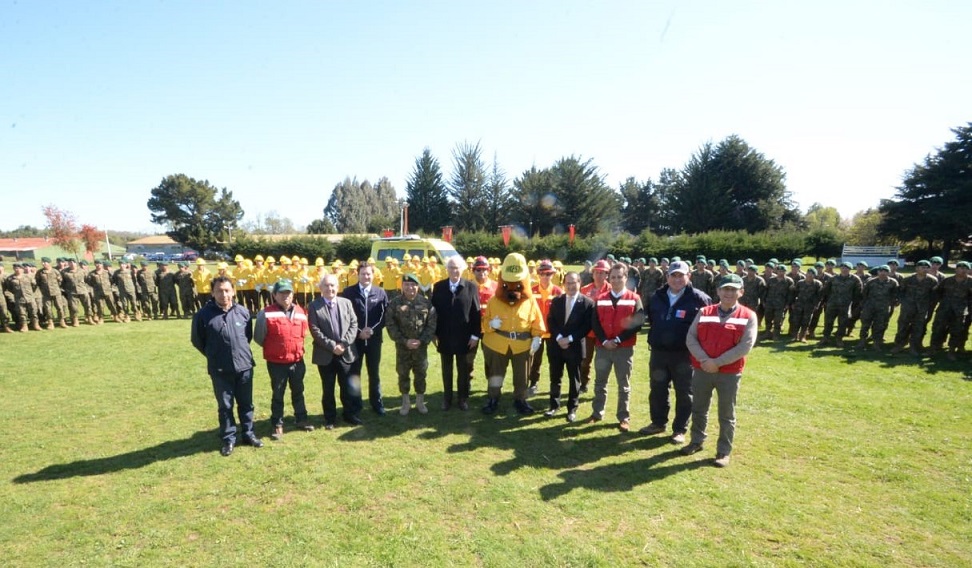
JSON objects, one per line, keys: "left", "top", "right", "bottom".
{"left": 0, "top": 318, "right": 969, "bottom": 567}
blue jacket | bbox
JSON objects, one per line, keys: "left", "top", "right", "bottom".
{"left": 647, "top": 284, "right": 712, "bottom": 352}
{"left": 191, "top": 300, "right": 255, "bottom": 375}
{"left": 341, "top": 284, "right": 388, "bottom": 341}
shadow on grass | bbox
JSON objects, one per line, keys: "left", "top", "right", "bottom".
{"left": 759, "top": 336, "right": 968, "bottom": 374}
{"left": 12, "top": 429, "right": 217, "bottom": 484}
{"left": 539, "top": 450, "right": 711, "bottom": 500}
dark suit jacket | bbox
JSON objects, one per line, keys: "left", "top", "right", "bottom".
{"left": 430, "top": 277, "right": 481, "bottom": 355}
{"left": 341, "top": 284, "right": 388, "bottom": 340}
{"left": 547, "top": 293, "right": 594, "bottom": 359}
{"left": 308, "top": 296, "right": 359, "bottom": 365}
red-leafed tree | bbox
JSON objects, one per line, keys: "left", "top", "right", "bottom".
{"left": 41, "top": 205, "right": 81, "bottom": 257}
{"left": 78, "top": 224, "right": 104, "bottom": 259}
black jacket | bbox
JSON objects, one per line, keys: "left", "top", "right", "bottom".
{"left": 191, "top": 300, "right": 255, "bottom": 375}
{"left": 430, "top": 278, "right": 481, "bottom": 355}
{"left": 647, "top": 284, "right": 711, "bottom": 352}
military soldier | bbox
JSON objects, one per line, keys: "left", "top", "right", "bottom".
{"left": 929, "top": 261, "right": 971, "bottom": 360}
{"left": 35, "top": 257, "right": 67, "bottom": 329}
{"left": 690, "top": 256, "right": 715, "bottom": 297}
{"left": 61, "top": 258, "right": 92, "bottom": 325}
{"left": 175, "top": 262, "right": 196, "bottom": 318}
{"left": 0, "top": 263, "right": 12, "bottom": 332}
{"left": 7, "top": 263, "right": 41, "bottom": 331}
{"left": 790, "top": 268, "right": 824, "bottom": 342}
{"left": 856, "top": 265, "right": 899, "bottom": 351}
{"left": 87, "top": 260, "right": 119, "bottom": 324}
{"left": 846, "top": 261, "right": 872, "bottom": 336}
{"left": 763, "top": 264, "right": 794, "bottom": 340}
{"left": 890, "top": 260, "right": 938, "bottom": 356}
{"left": 157, "top": 261, "right": 179, "bottom": 319}
{"left": 887, "top": 259, "right": 903, "bottom": 284}
{"left": 928, "top": 256, "right": 946, "bottom": 283}
{"left": 386, "top": 272, "right": 438, "bottom": 415}
{"left": 638, "top": 257, "right": 665, "bottom": 309}
{"left": 820, "top": 262, "right": 863, "bottom": 345}
{"left": 113, "top": 259, "right": 140, "bottom": 322}
{"left": 137, "top": 260, "right": 160, "bottom": 320}
{"left": 739, "top": 264, "right": 766, "bottom": 321}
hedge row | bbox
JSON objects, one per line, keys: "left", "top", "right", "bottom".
{"left": 224, "top": 229, "right": 846, "bottom": 266}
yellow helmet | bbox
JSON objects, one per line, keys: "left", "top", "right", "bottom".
{"left": 234, "top": 254, "right": 244, "bottom": 262}
{"left": 266, "top": 256, "right": 276, "bottom": 263}
{"left": 527, "top": 260, "right": 536, "bottom": 267}
{"left": 315, "top": 257, "right": 324, "bottom": 266}
{"left": 349, "top": 259, "right": 359, "bottom": 267}
{"left": 422, "top": 256, "right": 430, "bottom": 263}
{"left": 195, "top": 258, "right": 206, "bottom": 265}
{"left": 280, "top": 257, "right": 292, "bottom": 265}
{"left": 501, "top": 253, "right": 530, "bottom": 283}
{"left": 466, "top": 256, "right": 474, "bottom": 263}
{"left": 429, "top": 256, "right": 438, "bottom": 264}
{"left": 402, "top": 253, "right": 412, "bottom": 261}
{"left": 300, "top": 257, "right": 308, "bottom": 265}
{"left": 367, "top": 257, "right": 376, "bottom": 264}
{"left": 217, "top": 261, "right": 228, "bottom": 270}
{"left": 254, "top": 255, "right": 265, "bottom": 262}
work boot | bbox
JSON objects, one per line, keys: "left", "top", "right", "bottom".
{"left": 481, "top": 397, "right": 499, "bottom": 415}
{"left": 415, "top": 394, "right": 428, "bottom": 415}
{"left": 45, "top": 320, "right": 55, "bottom": 330}
{"left": 19, "top": 323, "right": 28, "bottom": 332}
{"left": 1, "top": 325, "right": 12, "bottom": 333}
{"left": 134, "top": 311, "right": 142, "bottom": 322}
{"left": 71, "top": 317, "right": 79, "bottom": 327}
{"left": 31, "top": 320, "right": 42, "bottom": 331}
{"left": 58, "top": 318, "right": 68, "bottom": 329}
{"left": 399, "top": 394, "right": 411, "bottom": 416}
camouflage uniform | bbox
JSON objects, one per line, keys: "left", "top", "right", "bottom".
{"left": 846, "top": 269, "right": 872, "bottom": 335}
{"left": 137, "top": 263, "right": 160, "bottom": 319}
{"left": 35, "top": 263, "right": 67, "bottom": 328}
{"left": 821, "top": 272, "right": 862, "bottom": 343}
{"left": 87, "top": 264, "right": 118, "bottom": 323}
{"left": 61, "top": 263, "right": 93, "bottom": 325}
{"left": 385, "top": 292, "right": 437, "bottom": 395}
{"left": 809, "top": 269, "right": 834, "bottom": 338}
{"left": 157, "top": 264, "right": 180, "bottom": 319}
{"left": 112, "top": 264, "right": 140, "bottom": 321}
{"left": 857, "top": 276, "right": 898, "bottom": 348}
{"left": 0, "top": 266, "right": 11, "bottom": 331}
{"left": 740, "top": 273, "right": 766, "bottom": 315}
{"left": 638, "top": 265, "right": 665, "bottom": 309}
{"left": 763, "top": 273, "right": 794, "bottom": 338}
{"left": 690, "top": 268, "right": 715, "bottom": 298}
{"left": 175, "top": 265, "right": 196, "bottom": 318}
{"left": 892, "top": 273, "right": 938, "bottom": 353}
{"left": 791, "top": 277, "right": 823, "bottom": 340}
{"left": 5, "top": 266, "right": 40, "bottom": 331}
{"left": 930, "top": 275, "right": 972, "bottom": 352}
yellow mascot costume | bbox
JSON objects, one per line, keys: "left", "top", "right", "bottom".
{"left": 481, "top": 253, "right": 547, "bottom": 415}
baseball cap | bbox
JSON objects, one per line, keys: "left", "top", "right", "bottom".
{"left": 717, "top": 274, "right": 744, "bottom": 289}
{"left": 272, "top": 279, "right": 294, "bottom": 294}
{"left": 593, "top": 260, "right": 612, "bottom": 273}
{"left": 668, "top": 261, "right": 690, "bottom": 275}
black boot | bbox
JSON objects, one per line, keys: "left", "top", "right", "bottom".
{"left": 481, "top": 397, "right": 499, "bottom": 415}
{"left": 514, "top": 399, "right": 535, "bottom": 415}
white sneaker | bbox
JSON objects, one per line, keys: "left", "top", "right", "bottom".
{"left": 416, "top": 394, "right": 428, "bottom": 414}
{"left": 527, "top": 384, "right": 538, "bottom": 397}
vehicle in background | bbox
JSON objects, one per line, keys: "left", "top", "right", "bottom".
{"left": 369, "top": 235, "right": 458, "bottom": 270}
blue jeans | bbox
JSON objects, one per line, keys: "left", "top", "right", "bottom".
{"left": 210, "top": 369, "right": 255, "bottom": 444}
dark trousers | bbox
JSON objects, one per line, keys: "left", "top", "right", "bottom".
{"left": 528, "top": 337, "right": 547, "bottom": 386}
{"left": 318, "top": 359, "right": 360, "bottom": 425}
{"left": 351, "top": 337, "right": 384, "bottom": 410}
{"left": 210, "top": 369, "right": 255, "bottom": 444}
{"left": 440, "top": 351, "right": 471, "bottom": 404}
{"left": 267, "top": 361, "right": 308, "bottom": 426}
{"left": 648, "top": 349, "right": 694, "bottom": 434}
{"left": 548, "top": 339, "right": 582, "bottom": 412}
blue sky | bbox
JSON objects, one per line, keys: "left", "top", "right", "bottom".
{"left": 2, "top": 1, "right": 969, "bottom": 233}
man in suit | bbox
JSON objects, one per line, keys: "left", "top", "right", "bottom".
{"left": 430, "top": 255, "right": 481, "bottom": 411}
{"left": 308, "top": 274, "right": 361, "bottom": 429}
{"left": 544, "top": 271, "right": 594, "bottom": 422}
{"left": 342, "top": 262, "right": 389, "bottom": 415}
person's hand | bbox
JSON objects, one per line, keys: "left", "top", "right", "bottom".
{"left": 557, "top": 337, "right": 571, "bottom": 349}
{"left": 602, "top": 340, "right": 617, "bottom": 351}
{"left": 359, "top": 327, "right": 373, "bottom": 340}
{"left": 467, "top": 337, "right": 479, "bottom": 350}
{"left": 530, "top": 336, "right": 542, "bottom": 355}
{"left": 489, "top": 316, "right": 502, "bottom": 330}
{"left": 332, "top": 344, "right": 346, "bottom": 356}
{"left": 701, "top": 360, "right": 719, "bottom": 373}
{"left": 406, "top": 339, "right": 421, "bottom": 350}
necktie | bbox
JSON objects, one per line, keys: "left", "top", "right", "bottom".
{"left": 328, "top": 300, "right": 340, "bottom": 338}
{"left": 565, "top": 296, "right": 574, "bottom": 323}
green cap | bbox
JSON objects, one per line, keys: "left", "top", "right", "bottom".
{"left": 814, "top": 261, "right": 825, "bottom": 268}
{"left": 825, "top": 259, "right": 837, "bottom": 266}
{"left": 877, "top": 265, "right": 890, "bottom": 272}
{"left": 930, "top": 256, "right": 943, "bottom": 264}
{"left": 807, "top": 267, "right": 818, "bottom": 276}
{"left": 272, "top": 279, "right": 293, "bottom": 293}
{"left": 41, "top": 257, "right": 51, "bottom": 263}
{"left": 791, "top": 259, "right": 802, "bottom": 266}
{"left": 402, "top": 273, "right": 420, "bottom": 284}
{"left": 717, "top": 274, "right": 744, "bottom": 289}
{"left": 841, "top": 261, "right": 853, "bottom": 269}
{"left": 887, "top": 259, "right": 899, "bottom": 266}
{"left": 956, "top": 261, "right": 970, "bottom": 269}
{"left": 856, "top": 261, "right": 868, "bottom": 268}
{"left": 696, "top": 255, "right": 706, "bottom": 262}
{"left": 916, "top": 260, "right": 931, "bottom": 267}
{"left": 649, "top": 257, "right": 658, "bottom": 264}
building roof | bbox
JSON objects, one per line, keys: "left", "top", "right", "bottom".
{"left": 247, "top": 233, "right": 377, "bottom": 243}
{"left": 0, "top": 237, "right": 53, "bottom": 252}
{"left": 128, "top": 235, "right": 179, "bottom": 245}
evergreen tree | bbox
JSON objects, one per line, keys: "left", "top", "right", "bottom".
{"left": 448, "top": 141, "right": 488, "bottom": 231}
{"left": 405, "top": 148, "right": 451, "bottom": 234}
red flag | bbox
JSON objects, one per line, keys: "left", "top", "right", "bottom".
{"left": 568, "top": 224, "right": 576, "bottom": 244}
{"left": 501, "top": 225, "right": 512, "bottom": 247}
{"left": 442, "top": 226, "right": 453, "bottom": 243}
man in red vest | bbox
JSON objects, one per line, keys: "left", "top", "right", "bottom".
{"left": 682, "top": 274, "right": 758, "bottom": 467}
{"left": 587, "top": 263, "right": 644, "bottom": 432}
{"left": 254, "top": 278, "right": 314, "bottom": 440}
{"left": 579, "top": 259, "right": 611, "bottom": 392}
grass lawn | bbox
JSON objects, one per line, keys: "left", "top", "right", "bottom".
{"left": 0, "top": 317, "right": 969, "bottom": 567}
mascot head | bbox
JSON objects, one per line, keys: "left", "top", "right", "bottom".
{"left": 500, "top": 252, "right": 533, "bottom": 305}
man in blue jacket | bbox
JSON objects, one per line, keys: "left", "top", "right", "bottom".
{"left": 191, "top": 275, "right": 263, "bottom": 456}
{"left": 640, "top": 261, "right": 712, "bottom": 444}
{"left": 342, "top": 262, "right": 389, "bottom": 415}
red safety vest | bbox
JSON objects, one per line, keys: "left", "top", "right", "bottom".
{"left": 595, "top": 289, "right": 640, "bottom": 348}
{"left": 262, "top": 304, "right": 308, "bottom": 364}
{"left": 689, "top": 304, "right": 755, "bottom": 374}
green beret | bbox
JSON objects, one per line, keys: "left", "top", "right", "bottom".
{"left": 696, "top": 255, "right": 706, "bottom": 262}
{"left": 877, "top": 265, "right": 890, "bottom": 272}
{"left": 814, "top": 261, "right": 825, "bottom": 268}
{"left": 637, "top": 258, "right": 646, "bottom": 264}
{"left": 887, "top": 259, "right": 899, "bottom": 266}
{"left": 649, "top": 257, "right": 658, "bottom": 264}
{"left": 719, "top": 259, "right": 729, "bottom": 267}
{"left": 94, "top": 260, "right": 104, "bottom": 265}
{"left": 745, "top": 258, "right": 754, "bottom": 265}
{"left": 79, "top": 260, "right": 88, "bottom": 266}
{"left": 736, "top": 259, "right": 746, "bottom": 266}
{"left": 402, "top": 272, "right": 420, "bottom": 284}
{"left": 807, "top": 267, "right": 818, "bottom": 276}
{"left": 706, "top": 259, "right": 716, "bottom": 266}
{"left": 791, "top": 259, "right": 802, "bottom": 266}
{"left": 841, "top": 261, "right": 853, "bottom": 269}
{"left": 747, "top": 264, "right": 758, "bottom": 271}
{"left": 661, "top": 258, "right": 670, "bottom": 264}
{"left": 140, "top": 261, "right": 149, "bottom": 267}
{"left": 671, "top": 256, "right": 681, "bottom": 262}
{"left": 825, "top": 259, "right": 837, "bottom": 266}
{"left": 856, "top": 261, "right": 868, "bottom": 268}
{"left": 916, "top": 260, "right": 931, "bottom": 267}
{"left": 764, "top": 261, "right": 776, "bottom": 268}
{"left": 930, "top": 256, "right": 944, "bottom": 264}
{"left": 769, "top": 258, "right": 779, "bottom": 264}
{"left": 956, "top": 261, "right": 971, "bottom": 269}
{"left": 606, "top": 254, "right": 616, "bottom": 261}
{"left": 41, "top": 257, "right": 51, "bottom": 263}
